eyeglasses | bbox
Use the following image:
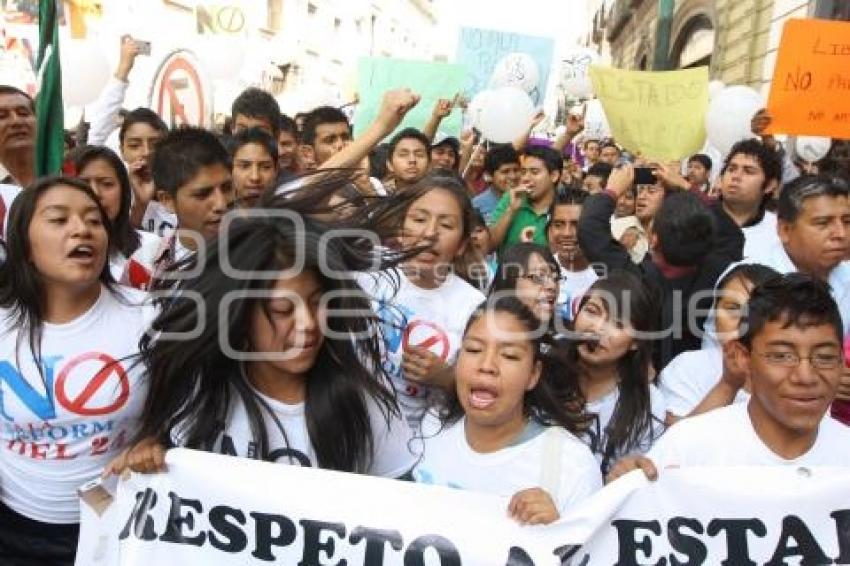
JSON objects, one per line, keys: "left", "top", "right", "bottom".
{"left": 520, "top": 273, "right": 558, "bottom": 285}
{"left": 757, "top": 350, "right": 842, "bottom": 370}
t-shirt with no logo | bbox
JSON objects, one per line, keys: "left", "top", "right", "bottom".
{"left": 413, "top": 414, "right": 602, "bottom": 514}
{"left": 0, "top": 287, "right": 155, "bottom": 524}
{"left": 359, "top": 269, "right": 484, "bottom": 427}
{"left": 195, "top": 385, "right": 416, "bottom": 478}
{"left": 659, "top": 347, "right": 750, "bottom": 418}
{"left": 489, "top": 191, "right": 551, "bottom": 252}
{"left": 741, "top": 211, "right": 780, "bottom": 260}
{"left": 648, "top": 402, "right": 850, "bottom": 468}
{"left": 582, "top": 384, "right": 667, "bottom": 475}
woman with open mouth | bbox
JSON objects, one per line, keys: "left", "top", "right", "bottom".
{"left": 73, "top": 146, "right": 163, "bottom": 290}
{"left": 413, "top": 295, "right": 600, "bottom": 525}
{"left": 0, "top": 177, "right": 154, "bottom": 565}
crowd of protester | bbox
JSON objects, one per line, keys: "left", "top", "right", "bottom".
{"left": 0, "top": 36, "right": 849, "bottom": 563}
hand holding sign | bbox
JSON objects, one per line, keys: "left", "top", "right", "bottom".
{"left": 402, "top": 346, "right": 451, "bottom": 388}
{"left": 508, "top": 488, "right": 560, "bottom": 526}
{"left": 605, "top": 455, "right": 659, "bottom": 484}
{"left": 103, "top": 437, "right": 167, "bottom": 477}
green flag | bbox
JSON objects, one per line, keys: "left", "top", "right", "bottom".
{"left": 35, "top": 0, "right": 64, "bottom": 177}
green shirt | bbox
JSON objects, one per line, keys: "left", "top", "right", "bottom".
{"left": 489, "top": 191, "right": 552, "bottom": 254}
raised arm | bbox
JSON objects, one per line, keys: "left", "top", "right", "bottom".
{"left": 577, "top": 164, "right": 637, "bottom": 272}
{"left": 88, "top": 36, "right": 141, "bottom": 146}
{"left": 320, "top": 89, "right": 421, "bottom": 170}
{"left": 422, "top": 97, "right": 455, "bottom": 141}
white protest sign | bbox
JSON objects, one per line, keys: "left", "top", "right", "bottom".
{"left": 77, "top": 449, "right": 850, "bottom": 565}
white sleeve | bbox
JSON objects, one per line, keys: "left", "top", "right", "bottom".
{"left": 87, "top": 77, "right": 129, "bottom": 146}
{"left": 366, "top": 397, "right": 417, "bottom": 478}
{"left": 556, "top": 441, "right": 604, "bottom": 513}
{"left": 659, "top": 354, "right": 710, "bottom": 417}
{"left": 645, "top": 419, "right": 690, "bottom": 470}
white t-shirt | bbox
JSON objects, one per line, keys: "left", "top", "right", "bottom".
{"left": 108, "top": 230, "right": 163, "bottom": 287}
{"left": 741, "top": 211, "right": 780, "bottom": 260}
{"left": 659, "top": 347, "right": 751, "bottom": 417}
{"left": 0, "top": 183, "right": 21, "bottom": 240}
{"left": 413, "top": 414, "right": 602, "bottom": 514}
{"left": 196, "top": 385, "right": 415, "bottom": 478}
{"left": 648, "top": 402, "right": 850, "bottom": 467}
{"left": 0, "top": 287, "right": 155, "bottom": 523}
{"left": 359, "top": 269, "right": 484, "bottom": 426}
{"left": 555, "top": 260, "right": 598, "bottom": 322}
{"left": 582, "top": 384, "right": 667, "bottom": 475}
{"left": 757, "top": 242, "right": 850, "bottom": 335}
{"left": 141, "top": 200, "right": 178, "bottom": 236}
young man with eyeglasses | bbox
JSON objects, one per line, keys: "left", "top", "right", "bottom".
{"left": 609, "top": 274, "right": 850, "bottom": 480}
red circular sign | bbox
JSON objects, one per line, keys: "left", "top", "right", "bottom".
{"left": 150, "top": 51, "right": 211, "bottom": 128}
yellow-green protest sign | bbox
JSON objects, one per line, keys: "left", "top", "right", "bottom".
{"left": 589, "top": 66, "right": 708, "bottom": 160}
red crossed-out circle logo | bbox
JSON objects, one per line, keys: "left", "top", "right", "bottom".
{"left": 55, "top": 352, "right": 130, "bottom": 416}
{"left": 401, "top": 321, "right": 450, "bottom": 361}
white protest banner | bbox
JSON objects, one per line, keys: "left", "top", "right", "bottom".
{"left": 77, "top": 449, "right": 850, "bottom": 565}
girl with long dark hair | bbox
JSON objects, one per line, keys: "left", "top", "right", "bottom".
{"left": 73, "top": 146, "right": 163, "bottom": 289}
{"left": 357, "top": 172, "right": 484, "bottom": 429}
{"left": 566, "top": 269, "right": 666, "bottom": 475}
{"left": 414, "top": 296, "right": 599, "bottom": 525}
{"left": 109, "top": 172, "right": 416, "bottom": 477}
{"left": 0, "top": 177, "right": 152, "bottom": 564}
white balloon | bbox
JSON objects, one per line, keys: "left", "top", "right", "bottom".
{"left": 705, "top": 85, "right": 763, "bottom": 156}
{"left": 489, "top": 53, "right": 539, "bottom": 94}
{"left": 795, "top": 136, "right": 832, "bottom": 162}
{"left": 561, "top": 47, "right": 600, "bottom": 99}
{"left": 708, "top": 80, "right": 725, "bottom": 101}
{"left": 478, "top": 87, "right": 535, "bottom": 144}
{"left": 583, "top": 99, "right": 610, "bottom": 140}
{"left": 196, "top": 36, "right": 246, "bottom": 80}
{"left": 60, "top": 39, "right": 111, "bottom": 107}
{"left": 467, "top": 89, "right": 494, "bottom": 131}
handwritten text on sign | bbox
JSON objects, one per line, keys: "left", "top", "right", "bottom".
{"left": 766, "top": 18, "right": 850, "bottom": 138}
{"left": 456, "top": 27, "right": 554, "bottom": 106}
{"left": 589, "top": 66, "right": 709, "bottom": 160}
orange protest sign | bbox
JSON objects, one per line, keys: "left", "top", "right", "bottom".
{"left": 766, "top": 18, "right": 850, "bottom": 139}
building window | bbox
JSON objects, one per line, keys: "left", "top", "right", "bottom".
{"left": 671, "top": 14, "right": 714, "bottom": 69}
{"left": 815, "top": 0, "right": 850, "bottom": 19}
{"left": 308, "top": 3, "right": 317, "bottom": 16}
